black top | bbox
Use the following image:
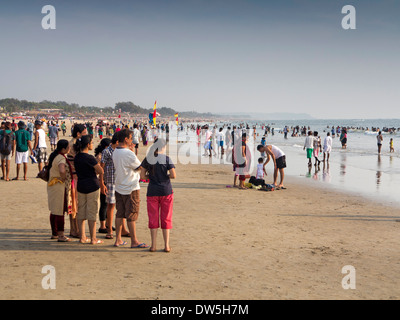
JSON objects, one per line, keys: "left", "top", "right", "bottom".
{"left": 74, "top": 152, "right": 100, "bottom": 194}
{"left": 141, "top": 154, "right": 175, "bottom": 197}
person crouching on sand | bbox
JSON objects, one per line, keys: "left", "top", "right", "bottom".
{"left": 257, "top": 144, "right": 287, "bottom": 190}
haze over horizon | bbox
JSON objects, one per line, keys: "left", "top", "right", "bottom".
{"left": 0, "top": 0, "right": 399, "bottom": 119}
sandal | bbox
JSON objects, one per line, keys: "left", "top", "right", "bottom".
{"left": 131, "top": 243, "right": 149, "bottom": 248}
{"left": 113, "top": 241, "right": 128, "bottom": 247}
{"left": 91, "top": 239, "right": 104, "bottom": 245}
{"left": 58, "top": 237, "right": 72, "bottom": 242}
{"left": 105, "top": 234, "right": 113, "bottom": 239}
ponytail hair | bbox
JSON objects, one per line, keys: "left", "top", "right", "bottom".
{"left": 95, "top": 138, "right": 111, "bottom": 157}
{"left": 48, "top": 139, "right": 70, "bottom": 171}
{"left": 72, "top": 124, "right": 86, "bottom": 138}
{"left": 73, "top": 135, "right": 92, "bottom": 154}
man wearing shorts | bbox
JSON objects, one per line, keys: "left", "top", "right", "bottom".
{"left": 303, "top": 130, "right": 314, "bottom": 167}
{"left": 100, "top": 133, "right": 119, "bottom": 239}
{"left": 132, "top": 124, "right": 140, "bottom": 155}
{"left": 0, "top": 121, "right": 15, "bottom": 181}
{"left": 112, "top": 129, "right": 149, "bottom": 248}
{"left": 48, "top": 122, "right": 59, "bottom": 151}
{"left": 323, "top": 132, "right": 333, "bottom": 162}
{"left": 13, "top": 121, "right": 32, "bottom": 181}
{"left": 257, "top": 144, "right": 287, "bottom": 189}
{"left": 33, "top": 120, "right": 48, "bottom": 174}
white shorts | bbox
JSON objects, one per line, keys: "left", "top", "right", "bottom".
{"left": 50, "top": 137, "right": 57, "bottom": 145}
{"left": 323, "top": 146, "right": 332, "bottom": 153}
{"left": 15, "top": 151, "right": 29, "bottom": 164}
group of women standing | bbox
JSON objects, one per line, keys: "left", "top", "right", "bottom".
{"left": 46, "top": 125, "right": 176, "bottom": 252}
{"left": 48, "top": 124, "right": 104, "bottom": 244}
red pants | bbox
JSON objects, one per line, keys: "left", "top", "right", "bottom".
{"left": 147, "top": 194, "right": 174, "bottom": 229}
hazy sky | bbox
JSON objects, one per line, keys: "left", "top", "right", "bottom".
{"left": 0, "top": 0, "right": 399, "bottom": 119}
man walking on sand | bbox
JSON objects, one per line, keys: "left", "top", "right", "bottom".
{"left": 33, "top": 120, "right": 48, "bottom": 174}
{"left": 13, "top": 121, "right": 33, "bottom": 181}
{"left": 112, "top": 129, "right": 149, "bottom": 248}
{"left": 257, "top": 144, "right": 287, "bottom": 190}
{"left": 0, "top": 121, "right": 16, "bottom": 181}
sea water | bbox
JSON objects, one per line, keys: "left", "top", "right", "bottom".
{"left": 165, "top": 118, "right": 400, "bottom": 208}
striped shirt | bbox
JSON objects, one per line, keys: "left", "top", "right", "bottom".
{"left": 101, "top": 145, "right": 115, "bottom": 185}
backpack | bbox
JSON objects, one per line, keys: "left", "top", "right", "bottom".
{"left": 0, "top": 131, "right": 13, "bottom": 156}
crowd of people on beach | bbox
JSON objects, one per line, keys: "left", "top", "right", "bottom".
{"left": 0, "top": 117, "right": 397, "bottom": 249}
{"left": 0, "top": 119, "right": 176, "bottom": 252}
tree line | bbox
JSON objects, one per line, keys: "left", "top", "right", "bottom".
{"left": 0, "top": 98, "right": 220, "bottom": 119}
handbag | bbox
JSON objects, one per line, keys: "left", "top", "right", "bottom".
{"left": 37, "top": 165, "right": 50, "bottom": 182}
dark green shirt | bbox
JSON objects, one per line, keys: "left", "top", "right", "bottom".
{"left": 14, "top": 129, "right": 31, "bottom": 152}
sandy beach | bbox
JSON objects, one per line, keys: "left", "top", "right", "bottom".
{"left": 0, "top": 125, "right": 399, "bottom": 300}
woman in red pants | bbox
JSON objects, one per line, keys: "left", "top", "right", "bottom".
{"left": 140, "top": 138, "right": 176, "bottom": 252}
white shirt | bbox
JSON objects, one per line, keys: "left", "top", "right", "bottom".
{"left": 132, "top": 128, "right": 140, "bottom": 144}
{"left": 256, "top": 163, "right": 264, "bottom": 179}
{"left": 113, "top": 147, "right": 141, "bottom": 195}
{"left": 323, "top": 136, "right": 333, "bottom": 152}
{"left": 216, "top": 132, "right": 224, "bottom": 142}
{"left": 37, "top": 128, "right": 47, "bottom": 149}
{"left": 270, "top": 145, "right": 285, "bottom": 159}
{"left": 304, "top": 136, "right": 314, "bottom": 149}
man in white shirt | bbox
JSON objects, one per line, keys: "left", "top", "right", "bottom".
{"left": 216, "top": 128, "right": 224, "bottom": 156}
{"left": 303, "top": 131, "right": 314, "bottom": 167}
{"left": 132, "top": 123, "right": 141, "bottom": 155}
{"left": 257, "top": 144, "right": 287, "bottom": 189}
{"left": 33, "top": 120, "right": 48, "bottom": 174}
{"left": 112, "top": 129, "right": 149, "bottom": 248}
{"left": 323, "top": 132, "right": 333, "bottom": 162}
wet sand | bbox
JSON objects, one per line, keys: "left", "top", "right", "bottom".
{"left": 0, "top": 127, "right": 399, "bottom": 300}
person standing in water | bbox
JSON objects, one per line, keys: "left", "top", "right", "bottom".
{"left": 377, "top": 131, "right": 383, "bottom": 154}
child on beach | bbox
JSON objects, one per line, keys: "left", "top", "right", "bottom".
{"left": 140, "top": 138, "right": 176, "bottom": 253}
{"left": 260, "top": 136, "right": 266, "bottom": 158}
{"left": 390, "top": 138, "right": 394, "bottom": 153}
{"left": 313, "top": 131, "right": 321, "bottom": 166}
{"left": 256, "top": 157, "right": 265, "bottom": 180}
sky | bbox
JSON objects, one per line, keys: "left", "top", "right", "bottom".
{"left": 0, "top": 0, "right": 399, "bottom": 119}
